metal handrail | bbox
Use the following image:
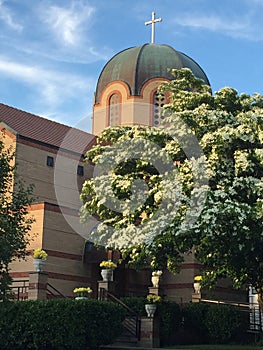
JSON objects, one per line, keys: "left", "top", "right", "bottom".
{"left": 201, "top": 298, "right": 249, "bottom": 309}
{"left": 47, "top": 283, "right": 68, "bottom": 299}
{"left": 102, "top": 289, "right": 138, "bottom": 315}
{"left": 201, "top": 298, "right": 263, "bottom": 333}
{"left": 99, "top": 287, "right": 141, "bottom": 340}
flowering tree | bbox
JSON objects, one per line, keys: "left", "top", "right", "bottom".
{"left": 80, "top": 124, "right": 198, "bottom": 272}
{"left": 81, "top": 68, "right": 263, "bottom": 307}
{"left": 159, "top": 69, "right": 263, "bottom": 306}
{"left": 0, "top": 134, "right": 34, "bottom": 300}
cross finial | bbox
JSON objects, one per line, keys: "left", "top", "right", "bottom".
{"left": 145, "top": 11, "right": 162, "bottom": 44}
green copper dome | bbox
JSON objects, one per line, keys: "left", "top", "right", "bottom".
{"left": 94, "top": 43, "right": 210, "bottom": 104}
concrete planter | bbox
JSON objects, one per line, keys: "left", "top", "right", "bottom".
{"left": 33, "top": 258, "right": 45, "bottom": 272}
{"left": 145, "top": 304, "right": 157, "bottom": 318}
{"left": 101, "top": 268, "right": 114, "bottom": 281}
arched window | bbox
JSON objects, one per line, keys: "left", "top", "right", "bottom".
{"left": 152, "top": 91, "right": 165, "bottom": 127}
{"left": 108, "top": 93, "right": 120, "bottom": 126}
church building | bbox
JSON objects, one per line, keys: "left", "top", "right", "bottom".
{"left": 0, "top": 14, "right": 246, "bottom": 304}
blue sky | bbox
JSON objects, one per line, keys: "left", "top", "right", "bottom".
{"left": 1, "top": 0, "right": 263, "bottom": 133}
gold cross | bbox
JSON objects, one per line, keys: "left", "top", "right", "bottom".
{"left": 145, "top": 11, "right": 162, "bottom": 44}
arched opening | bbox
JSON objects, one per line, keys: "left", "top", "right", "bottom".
{"left": 108, "top": 93, "right": 120, "bottom": 126}
{"left": 152, "top": 91, "right": 165, "bottom": 127}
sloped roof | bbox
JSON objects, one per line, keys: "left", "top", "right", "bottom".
{"left": 0, "top": 103, "right": 95, "bottom": 155}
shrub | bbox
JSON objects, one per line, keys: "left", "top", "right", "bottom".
{"left": 181, "top": 302, "right": 249, "bottom": 345}
{"left": 0, "top": 299, "right": 125, "bottom": 349}
{"left": 120, "top": 296, "right": 181, "bottom": 345}
{"left": 120, "top": 296, "right": 146, "bottom": 316}
{"left": 181, "top": 302, "right": 210, "bottom": 344}
{"left": 205, "top": 304, "right": 249, "bottom": 344}
{"left": 158, "top": 300, "right": 181, "bottom": 344}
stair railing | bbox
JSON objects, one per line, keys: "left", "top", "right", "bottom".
{"left": 10, "top": 279, "right": 29, "bottom": 300}
{"left": 99, "top": 287, "right": 140, "bottom": 340}
{"left": 47, "top": 283, "right": 68, "bottom": 299}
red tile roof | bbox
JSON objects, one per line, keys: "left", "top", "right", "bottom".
{"left": 0, "top": 103, "right": 96, "bottom": 154}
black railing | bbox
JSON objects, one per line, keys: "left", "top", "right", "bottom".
{"left": 99, "top": 287, "right": 140, "bottom": 340}
{"left": 200, "top": 298, "right": 263, "bottom": 333}
{"left": 249, "top": 303, "right": 263, "bottom": 332}
{"left": 9, "top": 280, "right": 67, "bottom": 301}
{"left": 10, "top": 279, "right": 29, "bottom": 300}
{"left": 47, "top": 283, "right": 68, "bottom": 299}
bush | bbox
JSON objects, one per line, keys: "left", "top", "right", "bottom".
{"left": 181, "top": 302, "right": 249, "bottom": 345}
{"left": 158, "top": 301, "right": 181, "bottom": 345}
{"left": 205, "top": 304, "right": 249, "bottom": 344}
{"left": 120, "top": 296, "right": 181, "bottom": 345}
{"left": 120, "top": 296, "right": 146, "bottom": 316}
{"left": 0, "top": 299, "right": 125, "bottom": 349}
{"left": 181, "top": 303, "right": 210, "bottom": 344}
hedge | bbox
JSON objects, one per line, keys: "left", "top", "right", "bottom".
{"left": 0, "top": 299, "right": 125, "bottom": 350}
{"left": 182, "top": 303, "right": 249, "bottom": 344}
{"left": 120, "top": 297, "right": 250, "bottom": 345}
{"left": 0, "top": 297, "right": 250, "bottom": 348}
{"left": 205, "top": 304, "right": 249, "bottom": 343}
{"left": 120, "top": 296, "right": 181, "bottom": 344}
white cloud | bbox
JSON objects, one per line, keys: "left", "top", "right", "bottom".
{"left": 0, "top": 0, "right": 22, "bottom": 31}
{"left": 175, "top": 15, "right": 246, "bottom": 32}
{"left": 0, "top": 1, "right": 110, "bottom": 66}
{"left": 0, "top": 57, "right": 94, "bottom": 106}
{"left": 43, "top": 1, "right": 95, "bottom": 46}
{"left": 174, "top": 11, "right": 263, "bottom": 41}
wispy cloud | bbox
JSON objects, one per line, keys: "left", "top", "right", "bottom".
{"left": 0, "top": 1, "right": 110, "bottom": 65}
{"left": 0, "top": 57, "right": 93, "bottom": 106}
{"left": 175, "top": 15, "right": 246, "bottom": 32}
{"left": 174, "top": 11, "right": 263, "bottom": 41}
{"left": 43, "top": 1, "right": 95, "bottom": 46}
{"left": 0, "top": 0, "right": 22, "bottom": 31}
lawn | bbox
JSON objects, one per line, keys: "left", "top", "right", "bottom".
{"left": 170, "top": 345, "right": 263, "bottom": 350}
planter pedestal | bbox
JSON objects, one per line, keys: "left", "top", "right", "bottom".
{"left": 138, "top": 316, "right": 160, "bottom": 348}
{"left": 97, "top": 280, "right": 116, "bottom": 300}
{"left": 28, "top": 271, "right": 48, "bottom": 300}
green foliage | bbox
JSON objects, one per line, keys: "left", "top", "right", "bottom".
{"left": 161, "top": 71, "right": 263, "bottom": 294}
{"left": 158, "top": 301, "right": 181, "bottom": 341}
{"left": 0, "top": 299, "right": 125, "bottom": 349}
{"left": 120, "top": 297, "right": 248, "bottom": 345}
{"left": 205, "top": 304, "right": 248, "bottom": 344}
{"left": 0, "top": 133, "right": 34, "bottom": 300}
{"left": 120, "top": 297, "right": 181, "bottom": 344}
{"left": 159, "top": 68, "right": 213, "bottom": 112}
{"left": 120, "top": 296, "right": 146, "bottom": 315}
{"left": 182, "top": 303, "right": 249, "bottom": 344}
{"left": 182, "top": 303, "right": 210, "bottom": 343}
{"left": 81, "top": 68, "right": 263, "bottom": 298}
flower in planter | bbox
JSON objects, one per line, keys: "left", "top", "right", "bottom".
{"left": 33, "top": 248, "right": 48, "bottom": 260}
{"left": 73, "top": 287, "right": 92, "bottom": 297}
{"left": 146, "top": 294, "right": 161, "bottom": 304}
{"left": 99, "top": 260, "right": 117, "bottom": 269}
{"left": 194, "top": 275, "right": 202, "bottom": 282}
